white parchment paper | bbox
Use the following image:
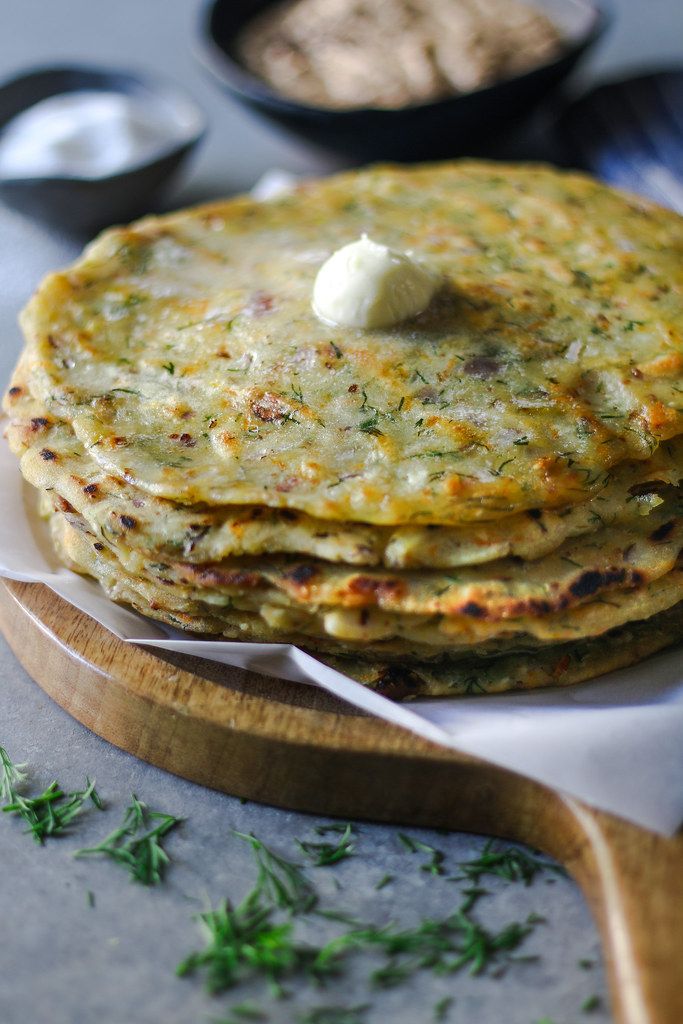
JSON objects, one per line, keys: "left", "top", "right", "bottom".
{"left": 1, "top": 437, "right": 682, "bottom": 834}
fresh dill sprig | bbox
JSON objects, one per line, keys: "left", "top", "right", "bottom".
{"left": 229, "top": 1002, "right": 268, "bottom": 1020}
{"left": 375, "top": 874, "right": 394, "bottom": 891}
{"left": 337, "top": 912, "right": 534, "bottom": 986}
{"left": 177, "top": 889, "right": 323, "bottom": 997}
{"left": 315, "top": 909, "right": 364, "bottom": 927}
{"left": 454, "top": 840, "right": 564, "bottom": 886}
{"left": 2, "top": 762, "right": 102, "bottom": 844}
{"left": 210, "top": 1000, "right": 268, "bottom": 1022}
{"left": 433, "top": 995, "right": 454, "bottom": 1020}
{"left": 297, "top": 824, "right": 355, "bottom": 867}
{"left": 235, "top": 832, "right": 317, "bottom": 913}
{"left": 0, "top": 745, "right": 27, "bottom": 803}
{"left": 75, "top": 794, "right": 180, "bottom": 885}
{"left": 179, "top": 832, "right": 544, "bottom": 1005}
{"left": 398, "top": 832, "right": 446, "bottom": 875}
{"left": 314, "top": 890, "right": 538, "bottom": 987}
{"left": 298, "top": 1006, "right": 369, "bottom": 1024}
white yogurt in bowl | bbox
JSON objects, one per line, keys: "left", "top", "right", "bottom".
{"left": 0, "top": 88, "right": 201, "bottom": 181}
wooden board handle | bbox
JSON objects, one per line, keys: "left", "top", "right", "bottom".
{"left": 560, "top": 798, "right": 683, "bottom": 1024}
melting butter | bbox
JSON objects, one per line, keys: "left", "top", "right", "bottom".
{"left": 312, "top": 235, "right": 441, "bottom": 329}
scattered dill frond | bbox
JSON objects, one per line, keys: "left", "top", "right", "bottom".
{"left": 314, "top": 890, "right": 538, "bottom": 987}
{"left": 179, "top": 827, "right": 545, "bottom": 1007}
{"left": 298, "top": 1006, "right": 369, "bottom": 1024}
{"left": 359, "top": 416, "right": 383, "bottom": 437}
{"left": 433, "top": 995, "right": 454, "bottom": 1020}
{"left": 572, "top": 269, "right": 593, "bottom": 290}
{"left": 210, "top": 1000, "right": 269, "bottom": 1022}
{"left": 0, "top": 745, "right": 27, "bottom": 803}
{"left": 454, "top": 840, "right": 564, "bottom": 886}
{"left": 297, "top": 824, "right": 355, "bottom": 867}
{"left": 578, "top": 958, "right": 595, "bottom": 970}
{"left": 229, "top": 1002, "right": 268, "bottom": 1020}
{"left": 75, "top": 794, "right": 180, "bottom": 885}
{"left": 177, "top": 890, "right": 322, "bottom": 997}
{"left": 3, "top": 771, "right": 102, "bottom": 844}
{"left": 375, "top": 874, "right": 394, "bottom": 891}
{"left": 398, "top": 833, "right": 446, "bottom": 876}
{"left": 315, "top": 909, "right": 364, "bottom": 927}
{"left": 582, "top": 994, "right": 601, "bottom": 1013}
{"left": 235, "top": 832, "right": 317, "bottom": 913}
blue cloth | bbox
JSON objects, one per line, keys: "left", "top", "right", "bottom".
{"left": 560, "top": 69, "right": 683, "bottom": 212}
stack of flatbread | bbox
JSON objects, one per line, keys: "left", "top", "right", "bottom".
{"left": 4, "top": 163, "right": 683, "bottom": 698}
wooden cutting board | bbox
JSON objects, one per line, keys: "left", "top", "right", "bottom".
{"left": 0, "top": 577, "right": 681, "bottom": 1024}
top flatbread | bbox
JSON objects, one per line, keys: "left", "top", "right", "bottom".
{"left": 17, "top": 162, "right": 683, "bottom": 526}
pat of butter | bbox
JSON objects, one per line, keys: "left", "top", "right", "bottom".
{"left": 312, "top": 235, "right": 440, "bottom": 329}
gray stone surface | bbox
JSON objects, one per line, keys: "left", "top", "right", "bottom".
{"left": 0, "top": 650, "right": 607, "bottom": 1024}
{"left": 0, "top": 2, "right": 681, "bottom": 1021}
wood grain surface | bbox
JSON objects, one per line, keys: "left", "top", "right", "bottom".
{"left": 0, "top": 578, "right": 681, "bottom": 1024}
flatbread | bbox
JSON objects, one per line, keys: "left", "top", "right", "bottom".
{"left": 7, "top": 160, "right": 683, "bottom": 698}
{"left": 50, "top": 511, "right": 683, "bottom": 651}
{"left": 18, "top": 162, "right": 683, "bottom": 525}
{"left": 321, "top": 602, "right": 683, "bottom": 698}
{"left": 49, "top": 511, "right": 683, "bottom": 692}
{"left": 73, "top": 493, "right": 683, "bottom": 621}
{"left": 7, "top": 388, "right": 682, "bottom": 569}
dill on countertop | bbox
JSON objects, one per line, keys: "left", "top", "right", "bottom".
{"left": 0, "top": 745, "right": 27, "bottom": 803}
{"left": 433, "top": 995, "right": 454, "bottom": 1020}
{"left": 398, "top": 832, "right": 446, "bottom": 875}
{"left": 1, "top": 745, "right": 102, "bottom": 844}
{"left": 235, "top": 831, "right": 317, "bottom": 913}
{"left": 75, "top": 794, "right": 180, "bottom": 885}
{"left": 454, "top": 840, "right": 565, "bottom": 886}
{"left": 315, "top": 892, "right": 538, "bottom": 989}
{"left": 177, "top": 890, "right": 322, "bottom": 996}
{"left": 178, "top": 830, "right": 544, "bottom": 1000}
{"left": 229, "top": 1001, "right": 268, "bottom": 1020}
{"left": 297, "top": 823, "right": 355, "bottom": 867}
{"left": 2, "top": 738, "right": 584, "bottom": 1018}
{"left": 210, "top": 1000, "right": 268, "bottom": 1022}
{"left": 298, "top": 1006, "right": 369, "bottom": 1024}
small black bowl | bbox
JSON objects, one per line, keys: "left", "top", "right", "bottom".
{"left": 0, "top": 66, "right": 206, "bottom": 232}
{"left": 198, "top": 0, "right": 609, "bottom": 163}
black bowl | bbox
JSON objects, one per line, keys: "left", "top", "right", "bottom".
{"left": 198, "top": 0, "right": 609, "bottom": 162}
{"left": 0, "top": 66, "right": 206, "bottom": 232}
